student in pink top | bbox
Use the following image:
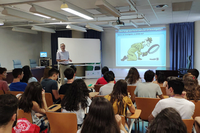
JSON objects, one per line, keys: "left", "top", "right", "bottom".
{"left": 0, "top": 67, "right": 9, "bottom": 93}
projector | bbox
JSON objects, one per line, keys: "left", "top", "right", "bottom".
{"left": 112, "top": 19, "right": 125, "bottom": 26}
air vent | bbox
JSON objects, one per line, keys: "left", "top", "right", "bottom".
{"left": 172, "top": 1, "right": 193, "bottom": 11}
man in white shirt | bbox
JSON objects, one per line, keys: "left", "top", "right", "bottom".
{"left": 134, "top": 70, "right": 164, "bottom": 101}
{"left": 56, "top": 43, "right": 72, "bottom": 85}
{"left": 99, "top": 71, "right": 115, "bottom": 95}
{"left": 148, "top": 79, "right": 195, "bottom": 122}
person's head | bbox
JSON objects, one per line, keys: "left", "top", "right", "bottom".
{"left": 19, "top": 82, "right": 43, "bottom": 113}
{"left": 0, "top": 67, "right": 7, "bottom": 79}
{"left": 148, "top": 107, "right": 187, "bottom": 133}
{"left": 187, "top": 69, "right": 199, "bottom": 78}
{"left": 103, "top": 71, "right": 115, "bottom": 83}
{"left": 101, "top": 66, "right": 109, "bottom": 75}
{"left": 110, "top": 79, "right": 128, "bottom": 115}
{"left": 125, "top": 67, "right": 140, "bottom": 84}
{"left": 157, "top": 72, "right": 167, "bottom": 84}
{"left": 81, "top": 97, "right": 120, "bottom": 133}
{"left": 43, "top": 66, "right": 51, "bottom": 79}
{"left": 166, "top": 79, "right": 184, "bottom": 96}
{"left": 70, "top": 65, "right": 77, "bottom": 73}
{"left": 64, "top": 68, "right": 74, "bottom": 80}
{"left": 144, "top": 70, "right": 155, "bottom": 82}
{"left": 0, "top": 94, "right": 18, "bottom": 128}
{"left": 183, "top": 73, "right": 200, "bottom": 101}
{"left": 48, "top": 68, "right": 59, "bottom": 80}
{"left": 21, "top": 65, "right": 32, "bottom": 83}
{"left": 61, "top": 79, "right": 90, "bottom": 111}
{"left": 12, "top": 68, "right": 24, "bottom": 79}
{"left": 60, "top": 43, "right": 65, "bottom": 51}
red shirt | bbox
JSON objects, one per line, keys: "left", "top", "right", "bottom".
{"left": 95, "top": 77, "right": 116, "bottom": 85}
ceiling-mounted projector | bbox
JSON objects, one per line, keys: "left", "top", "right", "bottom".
{"left": 112, "top": 17, "right": 124, "bottom": 26}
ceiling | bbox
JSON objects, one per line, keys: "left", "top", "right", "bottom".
{"left": 0, "top": 0, "right": 199, "bottom": 32}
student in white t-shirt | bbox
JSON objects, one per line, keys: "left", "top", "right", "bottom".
{"left": 148, "top": 79, "right": 195, "bottom": 122}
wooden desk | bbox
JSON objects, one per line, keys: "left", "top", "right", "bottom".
{"left": 5, "top": 68, "right": 44, "bottom": 84}
{"left": 48, "top": 104, "right": 61, "bottom": 112}
{"left": 89, "top": 92, "right": 99, "bottom": 98}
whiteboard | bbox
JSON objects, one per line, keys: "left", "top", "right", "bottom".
{"left": 58, "top": 38, "right": 101, "bottom": 63}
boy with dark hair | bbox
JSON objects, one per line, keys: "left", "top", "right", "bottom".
{"left": 59, "top": 68, "right": 75, "bottom": 94}
{"left": 0, "top": 94, "right": 18, "bottom": 133}
{"left": 148, "top": 79, "right": 195, "bottom": 122}
{"left": 0, "top": 67, "right": 9, "bottom": 93}
{"left": 99, "top": 71, "right": 115, "bottom": 95}
{"left": 9, "top": 68, "right": 27, "bottom": 91}
{"left": 41, "top": 68, "right": 60, "bottom": 103}
{"left": 134, "top": 70, "right": 163, "bottom": 100}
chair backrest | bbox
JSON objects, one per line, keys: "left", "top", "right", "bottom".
{"left": 46, "top": 112, "right": 77, "bottom": 133}
{"left": 29, "top": 59, "right": 37, "bottom": 68}
{"left": 94, "top": 95, "right": 105, "bottom": 98}
{"left": 45, "top": 93, "right": 53, "bottom": 107}
{"left": 13, "top": 60, "right": 22, "bottom": 68}
{"left": 6, "top": 91, "right": 23, "bottom": 96}
{"left": 160, "top": 87, "right": 166, "bottom": 95}
{"left": 182, "top": 119, "right": 194, "bottom": 133}
{"left": 135, "top": 97, "right": 160, "bottom": 121}
{"left": 127, "top": 86, "right": 136, "bottom": 102}
{"left": 60, "top": 94, "right": 65, "bottom": 100}
{"left": 191, "top": 100, "right": 200, "bottom": 118}
{"left": 17, "top": 109, "right": 32, "bottom": 123}
{"left": 0, "top": 90, "right": 5, "bottom": 95}
{"left": 94, "top": 84, "right": 104, "bottom": 92}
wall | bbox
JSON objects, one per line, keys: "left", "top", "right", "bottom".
{"left": 194, "top": 21, "right": 200, "bottom": 79}
{"left": 42, "top": 32, "right": 51, "bottom": 58}
{"left": 0, "top": 28, "right": 42, "bottom": 70}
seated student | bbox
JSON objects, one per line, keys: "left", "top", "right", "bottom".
{"left": 105, "top": 79, "right": 135, "bottom": 116}
{"left": 19, "top": 82, "right": 48, "bottom": 131}
{"left": 61, "top": 79, "right": 91, "bottom": 128}
{"left": 99, "top": 71, "right": 115, "bottom": 95}
{"left": 59, "top": 68, "right": 75, "bottom": 94}
{"left": 148, "top": 107, "right": 187, "bottom": 133}
{"left": 0, "top": 94, "right": 18, "bottom": 133}
{"left": 0, "top": 67, "right": 9, "bottom": 93}
{"left": 41, "top": 68, "right": 60, "bottom": 103}
{"left": 187, "top": 69, "right": 200, "bottom": 84}
{"left": 134, "top": 70, "right": 164, "bottom": 101}
{"left": 9, "top": 68, "right": 27, "bottom": 91}
{"left": 40, "top": 66, "right": 51, "bottom": 82}
{"left": 148, "top": 79, "right": 195, "bottom": 122}
{"left": 125, "top": 67, "right": 142, "bottom": 86}
{"left": 78, "top": 97, "right": 127, "bottom": 133}
{"left": 153, "top": 72, "right": 167, "bottom": 87}
{"left": 183, "top": 73, "right": 200, "bottom": 101}
{"left": 21, "top": 65, "right": 38, "bottom": 83}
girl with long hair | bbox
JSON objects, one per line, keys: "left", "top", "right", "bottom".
{"left": 78, "top": 97, "right": 127, "bottom": 133}
{"left": 21, "top": 65, "right": 37, "bottom": 83}
{"left": 125, "top": 67, "right": 141, "bottom": 85}
{"left": 105, "top": 79, "right": 135, "bottom": 116}
{"left": 40, "top": 66, "right": 51, "bottom": 82}
{"left": 19, "top": 82, "right": 48, "bottom": 131}
{"left": 61, "top": 79, "right": 91, "bottom": 127}
{"left": 183, "top": 73, "right": 200, "bottom": 101}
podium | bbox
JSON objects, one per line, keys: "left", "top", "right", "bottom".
{"left": 39, "top": 58, "right": 52, "bottom": 66}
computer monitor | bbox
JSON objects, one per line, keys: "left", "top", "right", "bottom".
{"left": 40, "top": 52, "right": 47, "bottom": 58}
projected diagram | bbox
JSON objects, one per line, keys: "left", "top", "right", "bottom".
{"left": 121, "top": 37, "right": 160, "bottom": 61}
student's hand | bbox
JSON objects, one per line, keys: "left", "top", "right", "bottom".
{"left": 42, "top": 89, "right": 45, "bottom": 97}
{"left": 115, "top": 114, "right": 122, "bottom": 126}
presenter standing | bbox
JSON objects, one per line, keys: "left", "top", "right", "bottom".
{"left": 56, "top": 43, "right": 72, "bottom": 85}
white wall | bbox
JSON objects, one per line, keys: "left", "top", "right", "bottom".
{"left": 42, "top": 32, "right": 51, "bottom": 58}
{"left": 194, "top": 21, "right": 200, "bottom": 79}
{"left": 0, "top": 28, "right": 42, "bottom": 70}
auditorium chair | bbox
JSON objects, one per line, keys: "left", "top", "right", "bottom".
{"left": 60, "top": 94, "right": 65, "bottom": 100}
{"left": 13, "top": 60, "right": 22, "bottom": 68}
{"left": 17, "top": 109, "right": 32, "bottom": 123}
{"left": 191, "top": 100, "right": 200, "bottom": 119}
{"left": 94, "top": 84, "right": 103, "bottom": 92}
{"left": 45, "top": 93, "right": 53, "bottom": 107}
{"left": 0, "top": 90, "right": 4, "bottom": 95}
{"left": 29, "top": 59, "right": 37, "bottom": 68}
{"left": 127, "top": 86, "right": 136, "bottom": 102}
{"left": 6, "top": 91, "right": 23, "bottom": 96}
{"left": 46, "top": 112, "right": 77, "bottom": 133}
{"left": 182, "top": 119, "right": 194, "bottom": 133}
{"left": 160, "top": 87, "right": 167, "bottom": 95}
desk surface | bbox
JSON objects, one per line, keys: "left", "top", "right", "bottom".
{"left": 48, "top": 104, "right": 61, "bottom": 112}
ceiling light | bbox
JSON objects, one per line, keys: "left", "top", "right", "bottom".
{"left": 95, "top": 0, "right": 121, "bottom": 17}
{"left": 61, "top": 3, "right": 94, "bottom": 20}
{"left": 130, "top": 20, "right": 138, "bottom": 28}
{"left": 66, "top": 25, "right": 87, "bottom": 32}
{"left": 12, "top": 27, "right": 38, "bottom": 34}
{"left": 85, "top": 23, "right": 103, "bottom": 32}
{"left": 33, "top": 13, "right": 51, "bottom": 19}
{"left": 31, "top": 26, "right": 55, "bottom": 33}
{"left": 2, "top": 7, "right": 44, "bottom": 23}
{"left": 126, "top": 0, "right": 138, "bottom": 12}
{"left": 30, "top": 4, "right": 68, "bottom": 22}
{"left": 0, "top": 19, "right": 4, "bottom": 26}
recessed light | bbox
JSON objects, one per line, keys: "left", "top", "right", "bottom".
{"left": 155, "top": 4, "right": 168, "bottom": 8}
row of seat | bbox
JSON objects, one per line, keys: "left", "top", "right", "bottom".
{"left": 13, "top": 59, "right": 37, "bottom": 68}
